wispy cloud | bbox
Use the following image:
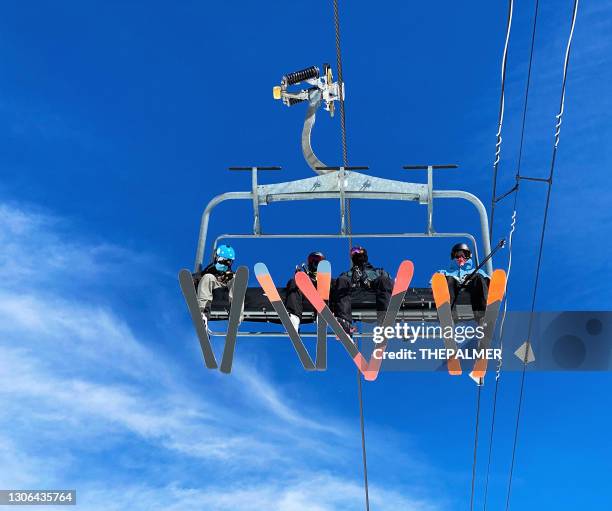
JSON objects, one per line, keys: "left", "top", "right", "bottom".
{"left": 75, "top": 473, "right": 438, "bottom": 511}
{"left": 0, "top": 201, "right": 440, "bottom": 509}
{"left": 0, "top": 203, "right": 163, "bottom": 292}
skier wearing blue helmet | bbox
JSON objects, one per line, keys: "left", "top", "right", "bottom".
{"left": 196, "top": 244, "right": 238, "bottom": 324}
{"left": 332, "top": 246, "right": 392, "bottom": 334}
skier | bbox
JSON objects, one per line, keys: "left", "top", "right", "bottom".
{"left": 285, "top": 251, "right": 326, "bottom": 332}
{"left": 196, "top": 244, "right": 239, "bottom": 325}
{"left": 437, "top": 242, "right": 490, "bottom": 313}
{"left": 332, "top": 246, "right": 392, "bottom": 333}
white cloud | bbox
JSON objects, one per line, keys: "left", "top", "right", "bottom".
{"left": 72, "top": 473, "right": 438, "bottom": 511}
{"left": 0, "top": 203, "right": 163, "bottom": 293}
{"left": 0, "top": 201, "right": 439, "bottom": 510}
{"left": 231, "top": 364, "right": 343, "bottom": 434}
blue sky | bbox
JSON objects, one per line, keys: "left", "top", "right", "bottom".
{"left": 0, "top": 1, "right": 611, "bottom": 510}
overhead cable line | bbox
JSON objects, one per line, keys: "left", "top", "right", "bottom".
{"left": 482, "top": 1, "right": 541, "bottom": 509}
{"left": 332, "top": 2, "right": 371, "bottom": 510}
{"left": 504, "top": 2, "right": 579, "bottom": 510}
{"left": 469, "top": 3, "right": 515, "bottom": 509}
{"left": 469, "top": 385, "right": 483, "bottom": 511}
{"left": 489, "top": 0, "right": 515, "bottom": 241}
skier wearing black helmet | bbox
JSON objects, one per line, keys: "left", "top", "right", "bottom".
{"left": 332, "top": 246, "right": 392, "bottom": 334}
{"left": 285, "top": 251, "right": 326, "bottom": 331}
{"left": 437, "top": 242, "right": 490, "bottom": 313}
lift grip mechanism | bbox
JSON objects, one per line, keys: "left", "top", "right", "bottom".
{"left": 273, "top": 64, "right": 344, "bottom": 174}
{"left": 403, "top": 164, "right": 459, "bottom": 234}
{"left": 228, "top": 166, "right": 282, "bottom": 234}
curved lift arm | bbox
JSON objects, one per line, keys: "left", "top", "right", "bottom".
{"left": 302, "top": 89, "right": 328, "bottom": 174}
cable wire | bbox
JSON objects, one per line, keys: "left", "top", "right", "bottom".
{"left": 333, "top": 0, "right": 349, "bottom": 168}
{"left": 469, "top": 385, "right": 483, "bottom": 511}
{"left": 332, "top": 2, "right": 370, "bottom": 510}
{"left": 482, "top": 1, "right": 541, "bottom": 506}
{"left": 504, "top": 2, "right": 579, "bottom": 510}
{"left": 489, "top": 0, "right": 515, "bottom": 240}
{"left": 468, "top": 3, "right": 515, "bottom": 507}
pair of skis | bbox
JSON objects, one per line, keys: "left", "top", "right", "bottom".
{"left": 254, "top": 262, "right": 335, "bottom": 371}
{"left": 431, "top": 270, "right": 506, "bottom": 383}
{"left": 180, "top": 262, "right": 334, "bottom": 375}
{"left": 179, "top": 266, "right": 249, "bottom": 373}
{"left": 253, "top": 262, "right": 318, "bottom": 370}
{"left": 255, "top": 260, "right": 415, "bottom": 381}
{"left": 180, "top": 262, "right": 505, "bottom": 383}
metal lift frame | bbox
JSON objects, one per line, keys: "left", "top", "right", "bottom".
{"left": 192, "top": 165, "right": 493, "bottom": 338}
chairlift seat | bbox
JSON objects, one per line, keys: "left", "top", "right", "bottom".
{"left": 207, "top": 285, "right": 477, "bottom": 323}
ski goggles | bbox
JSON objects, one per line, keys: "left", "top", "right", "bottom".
{"left": 350, "top": 246, "right": 365, "bottom": 256}
{"left": 216, "top": 257, "right": 233, "bottom": 267}
{"left": 453, "top": 251, "right": 469, "bottom": 259}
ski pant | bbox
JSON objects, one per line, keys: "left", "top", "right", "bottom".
{"left": 446, "top": 274, "right": 489, "bottom": 312}
{"left": 332, "top": 274, "right": 393, "bottom": 324}
{"left": 285, "top": 277, "right": 306, "bottom": 319}
{"left": 197, "top": 273, "right": 236, "bottom": 312}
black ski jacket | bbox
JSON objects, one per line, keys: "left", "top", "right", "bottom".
{"left": 341, "top": 263, "right": 389, "bottom": 287}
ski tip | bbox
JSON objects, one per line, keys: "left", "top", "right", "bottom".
{"left": 254, "top": 263, "right": 281, "bottom": 301}
{"left": 398, "top": 259, "right": 414, "bottom": 271}
{"left": 253, "top": 262, "right": 269, "bottom": 277}
{"left": 364, "top": 357, "right": 383, "bottom": 381}
{"left": 353, "top": 353, "right": 375, "bottom": 380}
{"left": 178, "top": 268, "right": 191, "bottom": 280}
{"left": 470, "top": 358, "right": 488, "bottom": 382}
{"left": 317, "top": 259, "right": 331, "bottom": 274}
{"left": 431, "top": 272, "right": 450, "bottom": 302}
{"left": 363, "top": 370, "right": 380, "bottom": 382}
{"left": 447, "top": 358, "right": 462, "bottom": 376}
{"left": 393, "top": 260, "right": 414, "bottom": 294}
{"left": 431, "top": 272, "right": 446, "bottom": 283}
{"left": 235, "top": 265, "right": 249, "bottom": 278}
{"left": 488, "top": 269, "right": 507, "bottom": 304}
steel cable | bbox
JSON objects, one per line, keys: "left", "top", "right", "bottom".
{"left": 504, "top": 2, "right": 579, "bottom": 509}
{"left": 482, "top": 1, "right": 541, "bottom": 508}
{"left": 332, "top": 2, "right": 370, "bottom": 510}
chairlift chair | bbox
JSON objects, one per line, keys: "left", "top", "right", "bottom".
{"left": 180, "top": 65, "right": 494, "bottom": 346}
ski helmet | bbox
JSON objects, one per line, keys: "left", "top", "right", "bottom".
{"left": 307, "top": 251, "right": 325, "bottom": 272}
{"left": 214, "top": 244, "right": 235, "bottom": 271}
{"left": 215, "top": 244, "right": 235, "bottom": 261}
{"left": 350, "top": 245, "right": 368, "bottom": 265}
{"left": 450, "top": 242, "right": 471, "bottom": 260}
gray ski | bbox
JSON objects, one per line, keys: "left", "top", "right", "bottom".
{"left": 220, "top": 266, "right": 249, "bottom": 374}
{"left": 254, "top": 263, "right": 315, "bottom": 370}
{"left": 179, "top": 268, "right": 218, "bottom": 369}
